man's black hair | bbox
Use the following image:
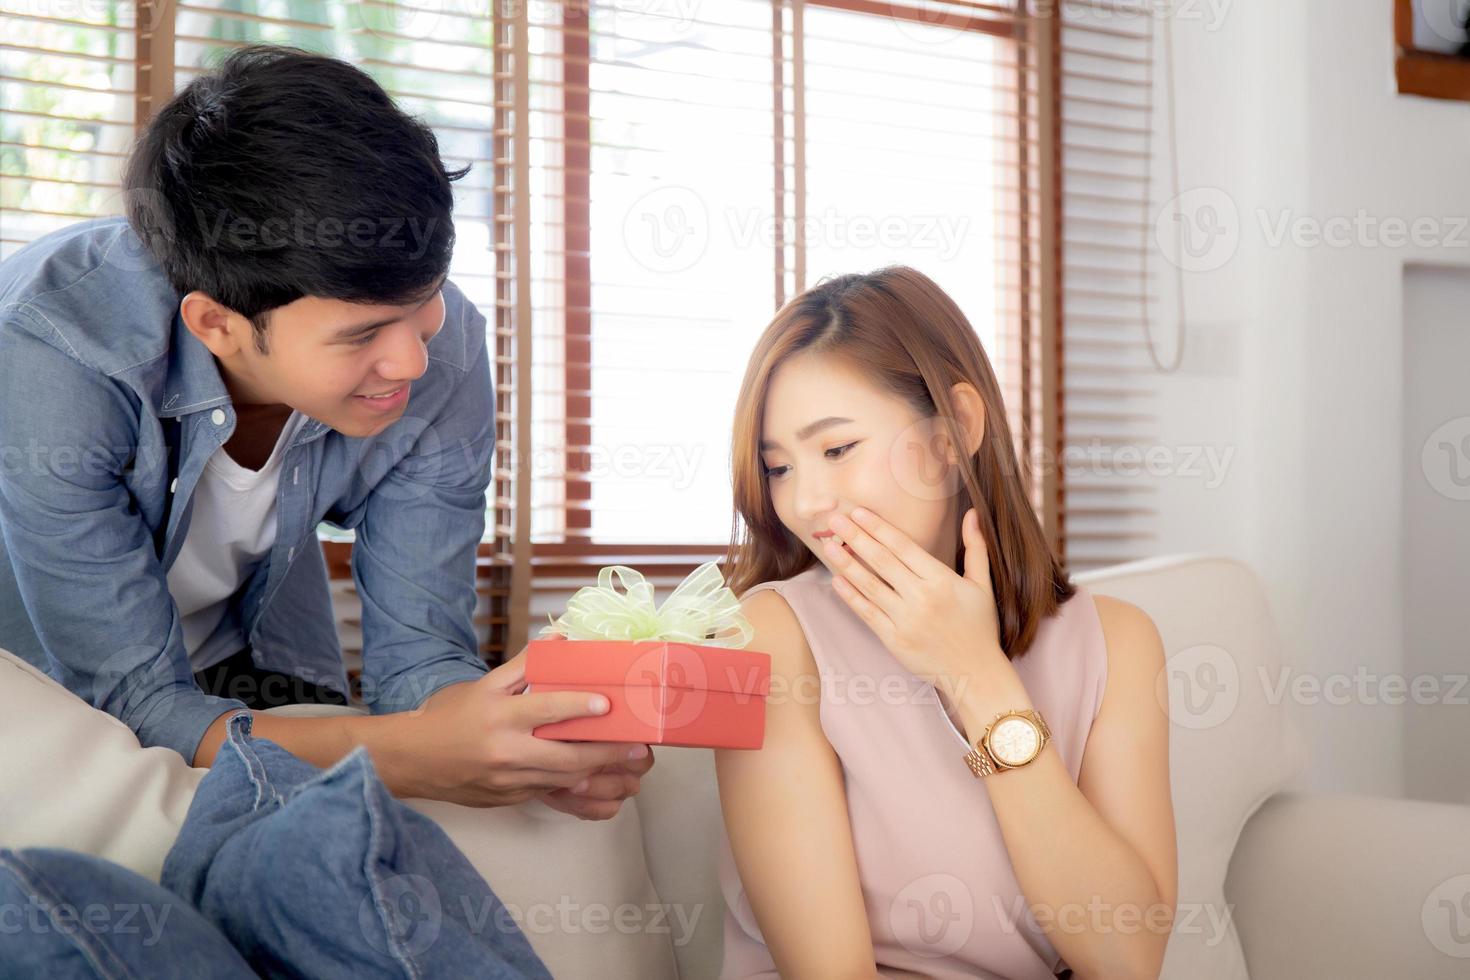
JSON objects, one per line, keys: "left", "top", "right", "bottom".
{"left": 123, "top": 44, "right": 469, "bottom": 349}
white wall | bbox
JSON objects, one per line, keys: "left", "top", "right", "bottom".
{"left": 1147, "top": 0, "right": 1470, "bottom": 799}
{"left": 1402, "top": 263, "right": 1470, "bottom": 805}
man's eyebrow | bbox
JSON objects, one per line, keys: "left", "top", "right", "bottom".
{"left": 759, "top": 416, "right": 855, "bottom": 452}
{"left": 332, "top": 275, "right": 447, "bottom": 340}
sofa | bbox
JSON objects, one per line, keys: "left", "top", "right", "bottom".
{"left": 2, "top": 554, "right": 1468, "bottom": 978}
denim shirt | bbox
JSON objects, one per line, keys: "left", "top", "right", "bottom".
{"left": 0, "top": 217, "right": 493, "bottom": 762}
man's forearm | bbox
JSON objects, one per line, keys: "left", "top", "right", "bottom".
{"left": 191, "top": 708, "right": 415, "bottom": 793}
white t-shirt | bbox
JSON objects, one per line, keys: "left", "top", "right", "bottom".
{"left": 168, "top": 411, "right": 305, "bottom": 671}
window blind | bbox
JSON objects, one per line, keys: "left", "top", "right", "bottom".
{"left": 491, "top": 0, "right": 1071, "bottom": 657}
{"left": 1058, "top": 0, "right": 1161, "bottom": 572}
{"left": 0, "top": 0, "right": 140, "bottom": 259}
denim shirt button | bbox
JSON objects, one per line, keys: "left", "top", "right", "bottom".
{"left": 211, "top": 409, "right": 226, "bottom": 426}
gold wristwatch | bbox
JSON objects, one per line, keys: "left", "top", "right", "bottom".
{"left": 963, "top": 708, "right": 1050, "bottom": 777}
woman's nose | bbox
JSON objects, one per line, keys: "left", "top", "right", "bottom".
{"left": 792, "top": 471, "right": 839, "bottom": 526}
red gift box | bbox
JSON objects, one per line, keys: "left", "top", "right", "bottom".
{"left": 525, "top": 639, "right": 771, "bottom": 749}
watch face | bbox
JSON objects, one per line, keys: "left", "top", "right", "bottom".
{"left": 989, "top": 716, "right": 1041, "bottom": 766}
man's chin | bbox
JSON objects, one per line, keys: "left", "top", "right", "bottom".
{"left": 330, "top": 408, "right": 405, "bottom": 439}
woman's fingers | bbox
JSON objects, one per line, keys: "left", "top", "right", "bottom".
{"left": 828, "top": 513, "right": 913, "bottom": 595}
{"left": 961, "top": 507, "right": 994, "bottom": 588}
{"left": 847, "top": 507, "right": 952, "bottom": 580}
{"left": 822, "top": 535, "right": 901, "bottom": 619}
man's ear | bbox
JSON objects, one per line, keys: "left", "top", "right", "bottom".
{"left": 179, "top": 291, "right": 252, "bottom": 357}
{"left": 946, "top": 382, "right": 986, "bottom": 463}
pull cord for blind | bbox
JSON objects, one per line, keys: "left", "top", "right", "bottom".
{"left": 1142, "top": 0, "right": 1187, "bottom": 373}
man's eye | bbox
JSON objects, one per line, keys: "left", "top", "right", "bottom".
{"left": 824, "top": 440, "right": 860, "bottom": 459}
{"left": 349, "top": 332, "right": 376, "bottom": 347}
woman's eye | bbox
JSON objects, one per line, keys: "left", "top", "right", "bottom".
{"left": 824, "top": 440, "right": 860, "bottom": 459}
{"left": 763, "top": 464, "right": 790, "bottom": 479}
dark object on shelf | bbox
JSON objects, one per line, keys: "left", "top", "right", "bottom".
{"left": 1395, "top": 0, "right": 1470, "bottom": 102}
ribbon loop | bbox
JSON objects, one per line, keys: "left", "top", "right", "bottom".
{"left": 540, "top": 561, "right": 753, "bottom": 649}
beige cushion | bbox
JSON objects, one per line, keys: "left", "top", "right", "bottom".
{"left": 1226, "top": 791, "right": 1470, "bottom": 980}
{"left": 410, "top": 796, "right": 679, "bottom": 978}
{"left": 1077, "top": 556, "right": 1310, "bottom": 980}
{"left": 0, "top": 648, "right": 205, "bottom": 882}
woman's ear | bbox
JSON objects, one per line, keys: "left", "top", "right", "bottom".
{"left": 947, "top": 382, "right": 986, "bottom": 462}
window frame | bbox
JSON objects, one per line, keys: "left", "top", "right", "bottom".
{"left": 530, "top": 0, "right": 1062, "bottom": 559}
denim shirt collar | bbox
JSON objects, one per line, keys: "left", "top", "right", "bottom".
{"left": 157, "top": 306, "right": 232, "bottom": 420}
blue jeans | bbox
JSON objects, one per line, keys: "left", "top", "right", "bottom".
{"left": 162, "top": 713, "right": 552, "bottom": 979}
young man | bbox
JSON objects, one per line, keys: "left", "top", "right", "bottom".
{"left": 0, "top": 45, "right": 651, "bottom": 819}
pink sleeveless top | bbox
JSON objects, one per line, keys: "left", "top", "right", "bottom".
{"left": 717, "top": 563, "right": 1108, "bottom": 979}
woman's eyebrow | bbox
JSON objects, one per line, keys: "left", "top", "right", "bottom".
{"left": 759, "top": 416, "right": 855, "bottom": 451}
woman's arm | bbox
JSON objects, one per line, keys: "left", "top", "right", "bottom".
{"left": 953, "top": 595, "right": 1178, "bottom": 980}
{"left": 811, "top": 507, "right": 1176, "bottom": 979}
{"left": 716, "top": 589, "right": 880, "bottom": 979}
{"left": 1075, "top": 596, "right": 1179, "bottom": 967}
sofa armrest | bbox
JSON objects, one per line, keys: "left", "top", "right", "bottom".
{"left": 1224, "top": 791, "right": 1470, "bottom": 979}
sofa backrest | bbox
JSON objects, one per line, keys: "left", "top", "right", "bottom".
{"left": 1077, "top": 554, "right": 1310, "bottom": 979}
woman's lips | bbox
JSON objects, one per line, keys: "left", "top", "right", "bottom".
{"left": 814, "top": 531, "right": 856, "bottom": 557}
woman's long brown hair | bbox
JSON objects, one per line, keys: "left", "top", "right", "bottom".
{"left": 723, "top": 266, "right": 1074, "bottom": 660}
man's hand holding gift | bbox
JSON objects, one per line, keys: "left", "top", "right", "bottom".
{"left": 375, "top": 562, "right": 766, "bottom": 821}
{"left": 383, "top": 646, "right": 654, "bottom": 820}
{"left": 504, "top": 640, "right": 658, "bottom": 822}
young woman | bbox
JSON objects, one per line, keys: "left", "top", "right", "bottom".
{"left": 715, "top": 267, "right": 1178, "bottom": 979}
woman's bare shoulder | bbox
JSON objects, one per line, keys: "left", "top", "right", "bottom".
{"left": 740, "top": 587, "right": 817, "bottom": 678}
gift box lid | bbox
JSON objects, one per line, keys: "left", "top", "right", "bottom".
{"left": 525, "top": 639, "right": 771, "bottom": 698}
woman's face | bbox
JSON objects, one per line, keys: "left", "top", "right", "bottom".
{"left": 760, "top": 351, "right": 961, "bottom": 576}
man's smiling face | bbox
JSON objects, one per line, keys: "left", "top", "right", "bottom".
{"left": 185, "top": 276, "right": 448, "bottom": 437}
